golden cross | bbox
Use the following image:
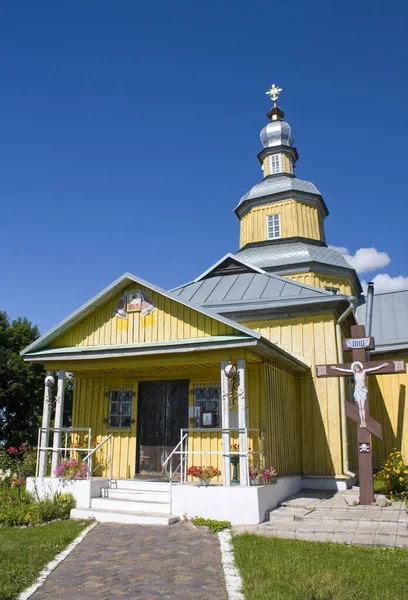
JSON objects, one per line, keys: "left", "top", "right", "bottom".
{"left": 266, "top": 84, "right": 282, "bottom": 106}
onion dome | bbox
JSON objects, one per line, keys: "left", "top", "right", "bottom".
{"left": 260, "top": 119, "right": 294, "bottom": 148}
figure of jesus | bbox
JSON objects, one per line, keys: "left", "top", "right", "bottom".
{"left": 330, "top": 361, "right": 388, "bottom": 428}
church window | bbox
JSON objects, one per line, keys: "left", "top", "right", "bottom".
{"left": 193, "top": 384, "right": 221, "bottom": 428}
{"left": 267, "top": 214, "right": 281, "bottom": 239}
{"left": 269, "top": 154, "right": 282, "bottom": 174}
{"left": 106, "top": 387, "right": 134, "bottom": 428}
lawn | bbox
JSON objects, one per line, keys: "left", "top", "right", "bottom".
{"left": 0, "top": 520, "right": 90, "bottom": 600}
{"left": 232, "top": 533, "right": 408, "bottom": 600}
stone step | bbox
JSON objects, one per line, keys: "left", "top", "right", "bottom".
{"left": 101, "top": 488, "right": 170, "bottom": 503}
{"left": 109, "top": 479, "right": 170, "bottom": 492}
{"left": 91, "top": 497, "right": 170, "bottom": 514}
{"left": 71, "top": 507, "right": 179, "bottom": 525}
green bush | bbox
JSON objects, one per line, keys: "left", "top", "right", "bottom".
{"left": 374, "top": 449, "right": 408, "bottom": 500}
{"left": 190, "top": 516, "right": 232, "bottom": 533}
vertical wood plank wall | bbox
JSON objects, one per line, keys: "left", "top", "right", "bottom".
{"left": 239, "top": 199, "right": 323, "bottom": 248}
{"left": 367, "top": 357, "right": 408, "bottom": 469}
{"left": 264, "top": 360, "right": 302, "bottom": 476}
{"left": 72, "top": 363, "right": 265, "bottom": 480}
{"left": 284, "top": 272, "right": 354, "bottom": 296}
{"left": 242, "top": 314, "right": 343, "bottom": 476}
{"left": 51, "top": 286, "right": 237, "bottom": 349}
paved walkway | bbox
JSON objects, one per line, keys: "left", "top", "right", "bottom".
{"left": 234, "top": 490, "right": 408, "bottom": 548}
{"left": 30, "top": 522, "right": 228, "bottom": 600}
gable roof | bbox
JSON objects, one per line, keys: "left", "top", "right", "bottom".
{"left": 21, "top": 272, "right": 262, "bottom": 356}
{"left": 192, "top": 253, "right": 269, "bottom": 282}
{"left": 356, "top": 289, "right": 408, "bottom": 353}
{"left": 170, "top": 265, "right": 340, "bottom": 315}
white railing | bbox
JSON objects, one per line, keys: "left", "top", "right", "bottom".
{"left": 162, "top": 427, "right": 264, "bottom": 486}
{"left": 36, "top": 427, "right": 112, "bottom": 481}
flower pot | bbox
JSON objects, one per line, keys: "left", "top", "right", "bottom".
{"left": 199, "top": 477, "right": 211, "bottom": 486}
{"left": 250, "top": 477, "right": 263, "bottom": 486}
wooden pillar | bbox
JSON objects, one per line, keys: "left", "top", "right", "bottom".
{"left": 221, "top": 360, "right": 231, "bottom": 486}
{"left": 237, "top": 359, "right": 249, "bottom": 486}
{"left": 51, "top": 370, "right": 65, "bottom": 476}
{"left": 38, "top": 371, "right": 54, "bottom": 477}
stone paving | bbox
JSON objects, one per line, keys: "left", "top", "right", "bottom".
{"left": 234, "top": 490, "right": 408, "bottom": 548}
{"left": 30, "top": 522, "right": 228, "bottom": 600}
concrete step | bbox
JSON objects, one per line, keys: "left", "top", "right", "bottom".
{"left": 109, "top": 479, "right": 170, "bottom": 492}
{"left": 71, "top": 507, "right": 179, "bottom": 525}
{"left": 91, "top": 497, "right": 170, "bottom": 514}
{"left": 268, "top": 508, "right": 308, "bottom": 523}
{"left": 101, "top": 487, "right": 170, "bottom": 503}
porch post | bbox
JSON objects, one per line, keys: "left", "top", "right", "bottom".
{"left": 51, "top": 370, "right": 65, "bottom": 476}
{"left": 221, "top": 360, "right": 231, "bottom": 486}
{"left": 38, "top": 371, "right": 55, "bottom": 477}
{"left": 237, "top": 359, "right": 249, "bottom": 486}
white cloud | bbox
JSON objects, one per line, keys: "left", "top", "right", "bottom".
{"left": 362, "top": 274, "right": 408, "bottom": 294}
{"left": 329, "top": 245, "right": 391, "bottom": 274}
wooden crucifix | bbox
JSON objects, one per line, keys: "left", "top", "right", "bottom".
{"left": 316, "top": 324, "right": 406, "bottom": 505}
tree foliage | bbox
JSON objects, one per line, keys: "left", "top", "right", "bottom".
{"left": 0, "top": 312, "right": 44, "bottom": 447}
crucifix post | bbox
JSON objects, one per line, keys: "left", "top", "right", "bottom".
{"left": 317, "top": 324, "right": 406, "bottom": 505}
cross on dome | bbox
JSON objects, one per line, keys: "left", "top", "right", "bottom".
{"left": 266, "top": 84, "right": 282, "bottom": 106}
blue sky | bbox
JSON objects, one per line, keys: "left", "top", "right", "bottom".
{"left": 1, "top": 1, "right": 407, "bottom": 333}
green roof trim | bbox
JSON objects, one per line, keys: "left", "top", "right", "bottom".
{"left": 24, "top": 335, "right": 253, "bottom": 357}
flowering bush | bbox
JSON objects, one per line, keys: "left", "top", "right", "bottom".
{"left": 0, "top": 440, "right": 36, "bottom": 479}
{"left": 374, "top": 450, "right": 408, "bottom": 500}
{"left": 262, "top": 466, "right": 278, "bottom": 481}
{"left": 187, "top": 466, "right": 221, "bottom": 480}
{"left": 230, "top": 443, "right": 240, "bottom": 453}
{"left": 249, "top": 465, "right": 278, "bottom": 482}
{"left": 53, "top": 459, "right": 87, "bottom": 479}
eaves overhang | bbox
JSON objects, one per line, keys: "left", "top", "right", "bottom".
{"left": 257, "top": 145, "right": 299, "bottom": 164}
{"left": 23, "top": 334, "right": 310, "bottom": 374}
{"left": 202, "top": 295, "right": 357, "bottom": 321}
{"left": 234, "top": 189, "right": 329, "bottom": 221}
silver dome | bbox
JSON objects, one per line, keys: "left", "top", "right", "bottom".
{"left": 260, "top": 120, "right": 294, "bottom": 148}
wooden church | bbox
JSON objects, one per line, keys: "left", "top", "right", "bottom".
{"left": 23, "top": 87, "right": 408, "bottom": 524}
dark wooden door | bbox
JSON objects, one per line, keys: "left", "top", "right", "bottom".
{"left": 137, "top": 380, "right": 189, "bottom": 475}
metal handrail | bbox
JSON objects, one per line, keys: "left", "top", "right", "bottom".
{"left": 83, "top": 434, "right": 113, "bottom": 481}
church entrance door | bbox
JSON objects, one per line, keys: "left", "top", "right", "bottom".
{"left": 136, "top": 380, "right": 189, "bottom": 477}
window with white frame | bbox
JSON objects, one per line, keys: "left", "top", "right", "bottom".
{"left": 269, "top": 154, "right": 282, "bottom": 174}
{"left": 267, "top": 214, "right": 281, "bottom": 239}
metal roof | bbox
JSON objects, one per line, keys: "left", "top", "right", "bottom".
{"left": 171, "top": 271, "right": 330, "bottom": 308}
{"left": 236, "top": 241, "right": 351, "bottom": 271}
{"left": 237, "top": 175, "right": 321, "bottom": 207}
{"left": 356, "top": 290, "right": 408, "bottom": 353}
{"left": 260, "top": 120, "right": 294, "bottom": 148}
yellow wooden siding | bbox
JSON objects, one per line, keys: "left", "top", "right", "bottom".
{"left": 239, "top": 199, "right": 323, "bottom": 247}
{"left": 264, "top": 360, "right": 302, "bottom": 475}
{"left": 262, "top": 153, "right": 293, "bottom": 176}
{"left": 284, "top": 272, "right": 354, "bottom": 296}
{"left": 51, "top": 286, "right": 237, "bottom": 349}
{"left": 72, "top": 361, "right": 265, "bottom": 481}
{"left": 367, "top": 356, "right": 408, "bottom": 469}
{"left": 241, "top": 314, "right": 342, "bottom": 476}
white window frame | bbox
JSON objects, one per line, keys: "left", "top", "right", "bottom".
{"left": 266, "top": 214, "right": 281, "bottom": 240}
{"left": 269, "top": 154, "right": 282, "bottom": 174}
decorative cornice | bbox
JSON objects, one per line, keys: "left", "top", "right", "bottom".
{"left": 235, "top": 189, "right": 329, "bottom": 221}
{"left": 257, "top": 145, "right": 299, "bottom": 165}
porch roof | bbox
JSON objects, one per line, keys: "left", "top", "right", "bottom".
{"left": 23, "top": 334, "right": 310, "bottom": 373}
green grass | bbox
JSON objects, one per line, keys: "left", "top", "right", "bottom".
{"left": 0, "top": 520, "right": 91, "bottom": 600}
{"left": 232, "top": 534, "right": 408, "bottom": 600}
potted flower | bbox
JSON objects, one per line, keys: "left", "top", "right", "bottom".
{"left": 262, "top": 465, "right": 278, "bottom": 484}
{"left": 249, "top": 466, "right": 263, "bottom": 486}
{"left": 187, "top": 465, "right": 221, "bottom": 486}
